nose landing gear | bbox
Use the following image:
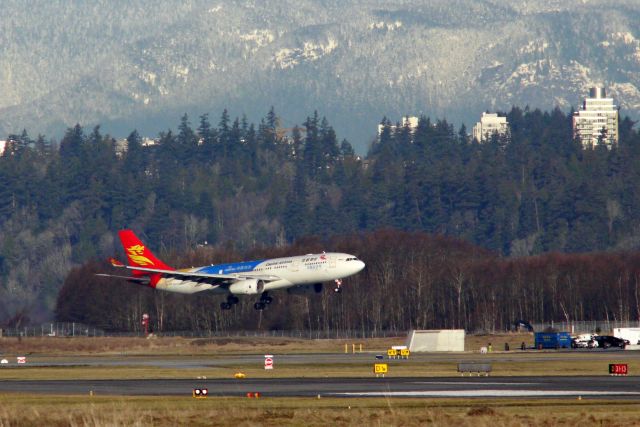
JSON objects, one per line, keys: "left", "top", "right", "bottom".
{"left": 333, "top": 279, "right": 343, "bottom": 293}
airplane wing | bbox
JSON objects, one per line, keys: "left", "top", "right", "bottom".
{"left": 116, "top": 265, "right": 281, "bottom": 285}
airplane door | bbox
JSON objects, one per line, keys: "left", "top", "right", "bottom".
{"left": 329, "top": 255, "right": 336, "bottom": 268}
{"left": 291, "top": 259, "right": 299, "bottom": 272}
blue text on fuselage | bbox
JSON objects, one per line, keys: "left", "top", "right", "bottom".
{"left": 197, "top": 260, "right": 263, "bottom": 275}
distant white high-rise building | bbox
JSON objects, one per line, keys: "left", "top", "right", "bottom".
{"left": 377, "top": 116, "right": 419, "bottom": 136}
{"left": 572, "top": 87, "right": 619, "bottom": 148}
{"left": 472, "top": 112, "right": 509, "bottom": 142}
{"left": 401, "top": 116, "right": 419, "bottom": 129}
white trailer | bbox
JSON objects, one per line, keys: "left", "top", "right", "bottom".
{"left": 405, "top": 329, "right": 465, "bottom": 352}
{"left": 613, "top": 328, "right": 640, "bottom": 346}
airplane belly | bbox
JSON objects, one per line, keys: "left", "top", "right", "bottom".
{"left": 322, "top": 268, "right": 336, "bottom": 281}
{"left": 294, "top": 269, "right": 327, "bottom": 285}
{"left": 286, "top": 270, "right": 311, "bottom": 285}
{"left": 160, "top": 278, "right": 217, "bottom": 294}
{"left": 263, "top": 279, "right": 293, "bottom": 291}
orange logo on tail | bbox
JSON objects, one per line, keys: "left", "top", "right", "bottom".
{"left": 126, "top": 245, "right": 155, "bottom": 266}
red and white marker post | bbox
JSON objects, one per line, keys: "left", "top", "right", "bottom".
{"left": 264, "top": 355, "right": 274, "bottom": 370}
{"left": 141, "top": 313, "right": 150, "bottom": 336}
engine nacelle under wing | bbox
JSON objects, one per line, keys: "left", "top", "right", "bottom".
{"left": 228, "top": 279, "right": 264, "bottom": 295}
{"left": 286, "top": 283, "right": 323, "bottom": 295}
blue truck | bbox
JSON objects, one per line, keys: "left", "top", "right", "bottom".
{"left": 534, "top": 332, "right": 572, "bottom": 349}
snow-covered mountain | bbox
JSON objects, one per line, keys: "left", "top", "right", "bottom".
{"left": 1, "top": 0, "right": 639, "bottom": 152}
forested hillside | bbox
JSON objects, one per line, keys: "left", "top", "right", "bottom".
{"left": 2, "top": 106, "right": 640, "bottom": 325}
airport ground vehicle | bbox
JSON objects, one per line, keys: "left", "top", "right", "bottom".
{"left": 571, "top": 334, "right": 596, "bottom": 348}
{"left": 593, "top": 335, "right": 628, "bottom": 349}
{"left": 535, "top": 332, "right": 572, "bottom": 349}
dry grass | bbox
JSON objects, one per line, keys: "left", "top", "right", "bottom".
{"left": 0, "top": 333, "right": 537, "bottom": 356}
{"left": 1, "top": 333, "right": 637, "bottom": 380}
{"left": 0, "top": 395, "right": 638, "bottom": 426}
{"left": 0, "top": 336, "right": 405, "bottom": 356}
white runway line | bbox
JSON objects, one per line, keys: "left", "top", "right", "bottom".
{"left": 412, "top": 381, "right": 540, "bottom": 386}
{"left": 337, "top": 390, "right": 640, "bottom": 398}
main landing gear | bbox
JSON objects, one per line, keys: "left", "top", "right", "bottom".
{"left": 220, "top": 295, "right": 239, "bottom": 310}
{"left": 254, "top": 292, "right": 273, "bottom": 310}
{"left": 333, "top": 279, "right": 343, "bottom": 293}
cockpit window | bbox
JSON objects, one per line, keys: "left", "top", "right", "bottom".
{"left": 346, "top": 257, "right": 358, "bottom": 261}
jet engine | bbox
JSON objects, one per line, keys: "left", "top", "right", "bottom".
{"left": 286, "top": 283, "right": 323, "bottom": 295}
{"left": 229, "top": 279, "right": 264, "bottom": 295}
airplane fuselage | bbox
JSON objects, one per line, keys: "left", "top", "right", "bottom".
{"left": 101, "top": 230, "right": 366, "bottom": 311}
{"left": 155, "top": 252, "right": 364, "bottom": 295}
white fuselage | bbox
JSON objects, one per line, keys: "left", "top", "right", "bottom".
{"left": 154, "top": 252, "right": 365, "bottom": 294}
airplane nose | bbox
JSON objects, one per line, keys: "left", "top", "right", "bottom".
{"left": 355, "top": 260, "right": 365, "bottom": 273}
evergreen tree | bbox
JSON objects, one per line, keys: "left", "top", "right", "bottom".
{"left": 283, "top": 165, "right": 309, "bottom": 240}
{"left": 340, "top": 139, "right": 355, "bottom": 157}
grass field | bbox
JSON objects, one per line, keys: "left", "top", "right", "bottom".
{"left": 0, "top": 333, "right": 638, "bottom": 380}
{"left": 0, "top": 333, "right": 537, "bottom": 356}
{"left": 0, "top": 395, "right": 639, "bottom": 426}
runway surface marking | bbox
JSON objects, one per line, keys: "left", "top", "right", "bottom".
{"left": 337, "top": 390, "right": 640, "bottom": 397}
{"left": 412, "top": 381, "right": 541, "bottom": 385}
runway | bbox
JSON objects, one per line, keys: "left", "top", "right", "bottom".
{"left": 0, "top": 376, "right": 638, "bottom": 399}
{"left": 1, "top": 350, "right": 639, "bottom": 399}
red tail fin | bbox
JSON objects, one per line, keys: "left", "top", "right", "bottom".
{"left": 118, "top": 230, "right": 173, "bottom": 271}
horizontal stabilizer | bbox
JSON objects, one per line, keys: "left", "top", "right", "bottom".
{"left": 95, "top": 273, "right": 150, "bottom": 285}
{"left": 108, "top": 257, "right": 125, "bottom": 267}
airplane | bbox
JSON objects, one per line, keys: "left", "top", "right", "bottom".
{"left": 97, "top": 229, "right": 365, "bottom": 310}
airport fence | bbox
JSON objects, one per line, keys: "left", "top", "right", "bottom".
{"left": 0, "top": 324, "right": 402, "bottom": 339}
{"left": 151, "top": 329, "right": 404, "bottom": 339}
{"left": 0, "top": 322, "right": 106, "bottom": 338}
{"left": 4, "top": 322, "right": 640, "bottom": 338}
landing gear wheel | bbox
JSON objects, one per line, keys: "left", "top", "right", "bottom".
{"left": 220, "top": 302, "right": 232, "bottom": 310}
{"left": 334, "top": 279, "right": 343, "bottom": 293}
{"left": 259, "top": 292, "right": 273, "bottom": 305}
{"left": 254, "top": 302, "right": 266, "bottom": 310}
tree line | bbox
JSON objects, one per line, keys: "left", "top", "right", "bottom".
{"left": 55, "top": 229, "right": 640, "bottom": 333}
{"left": 2, "top": 105, "right": 640, "bottom": 324}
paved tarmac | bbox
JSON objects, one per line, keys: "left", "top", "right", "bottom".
{"left": 0, "top": 376, "right": 639, "bottom": 399}
{"left": 1, "top": 350, "right": 639, "bottom": 399}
